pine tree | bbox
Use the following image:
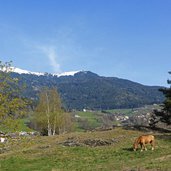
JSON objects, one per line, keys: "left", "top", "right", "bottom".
{"left": 153, "top": 72, "right": 171, "bottom": 125}
{"left": 149, "top": 111, "right": 160, "bottom": 128}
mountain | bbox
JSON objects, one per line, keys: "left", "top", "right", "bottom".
{"left": 10, "top": 68, "right": 164, "bottom": 110}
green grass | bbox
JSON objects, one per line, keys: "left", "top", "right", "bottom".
{"left": 0, "top": 128, "right": 171, "bottom": 171}
{"left": 74, "top": 111, "right": 101, "bottom": 130}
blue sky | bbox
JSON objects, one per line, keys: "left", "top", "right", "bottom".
{"left": 0, "top": 0, "right": 171, "bottom": 86}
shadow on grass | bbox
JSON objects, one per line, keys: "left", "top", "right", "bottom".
{"left": 122, "top": 147, "right": 133, "bottom": 152}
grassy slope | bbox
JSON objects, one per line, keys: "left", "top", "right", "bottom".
{"left": 0, "top": 128, "right": 171, "bottom": 171}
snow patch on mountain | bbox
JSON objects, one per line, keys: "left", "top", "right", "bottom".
{"left": 11, "top": 67, "right": 44, "bottom": 76}
{"left": 10, "top": 67, "right": 80, "bottom": 77}
{"left": 53, "top": 71, "right": 80, "bottom": 77}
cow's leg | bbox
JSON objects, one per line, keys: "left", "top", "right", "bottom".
{"left": 151, "top": 140, "right": 155, "bottom": 150}
{"left": 142, "top": 142, "right": 147, "bottom": 151}
{"left": 140, "top": 143, "right": 143, "bottom": 152}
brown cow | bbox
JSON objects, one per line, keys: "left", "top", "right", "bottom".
{"left": 133, "top": 135, "right": 155, "bottom": 151}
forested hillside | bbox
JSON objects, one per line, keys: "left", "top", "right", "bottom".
{"left": 11, "top": 71, "right": 164, "bottom": 110}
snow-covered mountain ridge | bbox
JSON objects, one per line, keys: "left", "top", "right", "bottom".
{"left": 10, "top": 67, "right": 81, "bottom": 77}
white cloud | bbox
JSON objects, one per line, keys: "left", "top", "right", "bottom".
{"left": 37, "top": 46, "right": 61, "bottom": 73}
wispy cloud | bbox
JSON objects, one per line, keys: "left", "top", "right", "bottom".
{"left": 37, "top": 46, "right": 61, "bottom": 73}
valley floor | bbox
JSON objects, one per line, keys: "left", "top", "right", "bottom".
{"left": 0, "top": 127, "right": 171, "bottom": 171}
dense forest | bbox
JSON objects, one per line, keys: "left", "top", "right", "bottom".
{"left": 11, "top": 71, "right": 164, "bottom": 110}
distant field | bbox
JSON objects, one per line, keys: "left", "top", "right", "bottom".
{"left": 0, "top": 127, "right": 170, "bottom": 171}
{"left": 73, "top": 111, "right": 102, "bottom": 131}
{"left": 106, "top": 104, "right": 162, "bottom": 115}
{"left": 106, "top": 108, "right": 134, "bottom": 115}
{"left": 73, "top": 105, "right": 161, "bottom": 131}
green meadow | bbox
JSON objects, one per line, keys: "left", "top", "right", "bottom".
{"left": 0, "top": 128, "right": 170, "bottom": 171}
